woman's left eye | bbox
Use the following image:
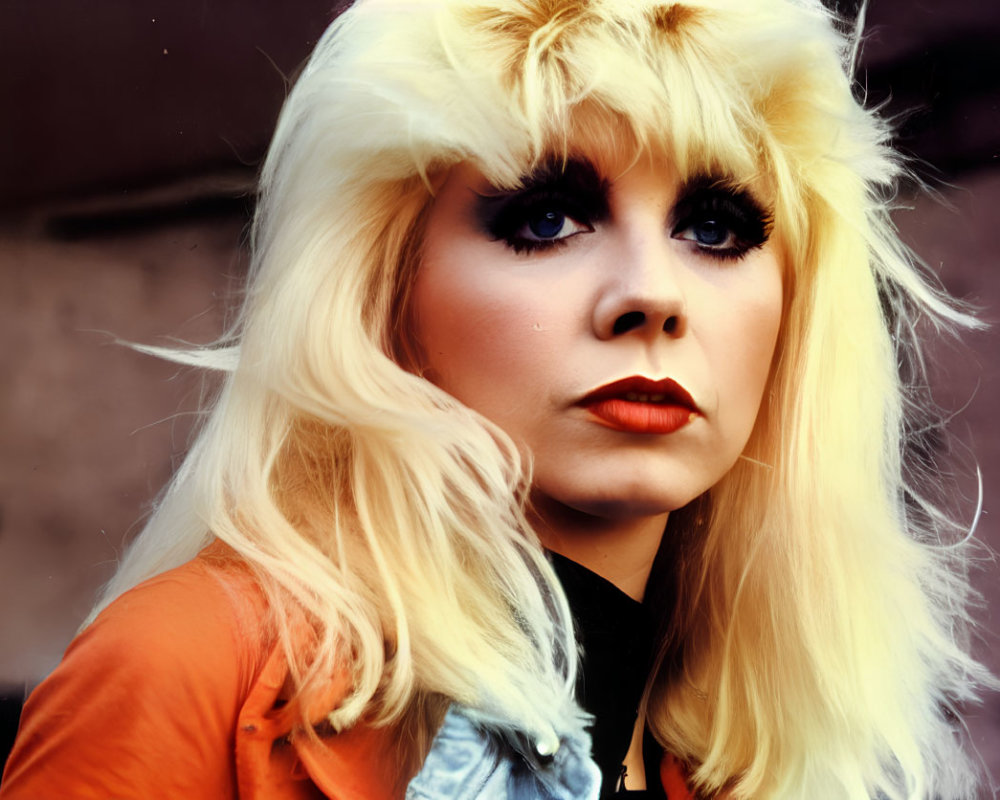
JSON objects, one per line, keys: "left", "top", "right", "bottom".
{"left": 670, "top": 185, "right": 772, "bottom": 261}
{"left": 673, "top": 218, "right": 736, "bottom": 250}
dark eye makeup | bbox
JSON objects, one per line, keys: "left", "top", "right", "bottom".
{"left": 473, "top": 158, "right": 610, "bottom": 255}
{"left": 670, "top": 177, "right": 773, "bottom": 261}
{"left": 474, "top": 159, "right": 772, "bottom": 261}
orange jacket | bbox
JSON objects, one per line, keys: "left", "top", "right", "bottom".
{"left": 1, "top": 545, "right": 693, "bottom": 799}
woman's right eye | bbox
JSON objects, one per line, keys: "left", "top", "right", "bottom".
{"left": 509, "top": 204, "right": 592, "bottom": 250}
{"left": 481, "top": 193, "right": 595, "bottom": 254}
{"left": 475, "top": 159, "right": 610, "bottom": 256}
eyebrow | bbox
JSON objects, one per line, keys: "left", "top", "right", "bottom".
{"left": 521, "top": 156, "right": 607, "bottom": 194}
{"left": 675, "top": 173, "right": 773, "bottom": 212}
{"left": 477, "top": 156, "right": 610, "bottom": 200}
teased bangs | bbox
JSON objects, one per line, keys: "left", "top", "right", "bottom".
{"left": 427, "top": 0, "right": 774, "bottom": 183}
{"left": 323, "top": 0, "right": 859, "bottom": 281}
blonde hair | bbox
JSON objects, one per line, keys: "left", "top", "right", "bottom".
{"left": 95, "top": 0, "right": 990, "bottom": 796}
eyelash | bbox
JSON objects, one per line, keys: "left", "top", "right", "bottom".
{"left": 481, "top": 189, "right": 604, "bottom": 255}
{"left": 479, "top": 176, "right": 772, "bottom": 261}
{"left": 670, "top": 187, "right": 773, "bottom": 262}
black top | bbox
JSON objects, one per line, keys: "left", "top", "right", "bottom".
{"left": 549, "top": 553, "right": 668, "bottom": 799}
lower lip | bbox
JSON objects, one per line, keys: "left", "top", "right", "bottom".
{"left": 583, "top": 399, "right": 697, "bottom": 434}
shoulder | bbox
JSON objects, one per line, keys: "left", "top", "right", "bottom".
{"left": 86, "top": 543, "right": 270, "bottom": 672}
{"left": 75, "top": 542, "right": 275, "bottom": 719}
{"left": 0, "top": 543, "right": 272, "bottom": 798}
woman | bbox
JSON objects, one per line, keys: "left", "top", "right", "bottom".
{"left": 0, "top": 0, "right": 990, "bottom": 797}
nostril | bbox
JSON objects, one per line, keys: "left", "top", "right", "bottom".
{"left": 612, "top": 311, "right": 646, "bottom": 335}
{"left": 663, "top": 316, "right": 679, "bottom": 335}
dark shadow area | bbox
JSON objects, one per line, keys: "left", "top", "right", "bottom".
{"left": 863, "top": 33, "right": 1000, "bottom": 179}
{"left": 0, "top": 690, "right": 25, "bottom": 774}
{"left": 45, "top": 194, "right": 254, "bottom": 241}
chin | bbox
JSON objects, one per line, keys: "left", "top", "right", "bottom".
{"left": 571, "top": 498, "right": 681, "bottom": 521}
{"left": 553, "top": 482, "right": 700, "bottom": 521}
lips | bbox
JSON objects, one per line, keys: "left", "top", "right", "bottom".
{"left": 580, "top": 376, "right": 699, "bottom": 434}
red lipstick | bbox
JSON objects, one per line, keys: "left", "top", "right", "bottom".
{"left": 580, "top": 376, "right": 699, "bottom": 434}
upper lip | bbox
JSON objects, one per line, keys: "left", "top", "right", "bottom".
{"left": 580, "top": 376, "right": 699, "bottom": 410}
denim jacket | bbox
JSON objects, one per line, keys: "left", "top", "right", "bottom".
{"left": 406, "top": 705, "right": 602, "bottom": 800}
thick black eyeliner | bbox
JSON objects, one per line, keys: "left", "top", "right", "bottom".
{"left": 473, "top": 158, "right": 610, "bottom": 252}
{"left": 671, "top": 176, "right": 773, "bottom": 260}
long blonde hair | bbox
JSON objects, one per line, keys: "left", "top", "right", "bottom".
{"left": 95, "top": 0, "right": 990, "bottom": 796}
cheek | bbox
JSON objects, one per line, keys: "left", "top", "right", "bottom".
{"left": 711, "top": 264, "right": 784, "bottom": 432}
{"left": 411, "top": 246, "right": 548, "bottom": 402}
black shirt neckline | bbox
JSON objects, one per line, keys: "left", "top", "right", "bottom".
{"left": 548, "top": 552, "right": 667, "bottom": 799}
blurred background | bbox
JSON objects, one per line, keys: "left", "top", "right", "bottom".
{"left": 1, "top": 0, "right": 998, "bottom": 791}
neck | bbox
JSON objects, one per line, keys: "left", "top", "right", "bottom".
{"left": 530, "top": 498, "right": 668, "bottom": 602}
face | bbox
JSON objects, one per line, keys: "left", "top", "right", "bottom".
{"left": 409, "top": 150, "right": 783, "bottom": 522}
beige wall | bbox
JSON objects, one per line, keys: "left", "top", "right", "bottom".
{"left": 0, "top": 213, "right": 239, "bottom": 668}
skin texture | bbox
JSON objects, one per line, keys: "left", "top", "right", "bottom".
{"left": 411, "top": 150, "right": 783, "bottom": 602}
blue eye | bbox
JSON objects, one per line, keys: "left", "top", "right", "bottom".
{"left": 515, "top": 207, "right": 589, "bottom": 245}
{"left": 671, "top": 184, "right": 772, "bottom": 261}
{"left": 476, "top": 159, "right": 609, "bottom": 255}
{"left": 688, "top": 219, "right": 729, "bottom": 247}
{"left": 528, "top": 209, "right": 567, "bottom": 239}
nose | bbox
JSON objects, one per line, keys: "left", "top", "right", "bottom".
{"left": 592, "top": 232, "right": 687, "bottom": 341}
